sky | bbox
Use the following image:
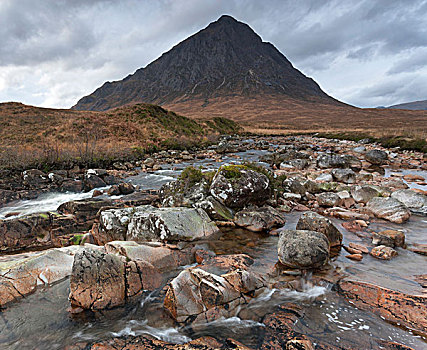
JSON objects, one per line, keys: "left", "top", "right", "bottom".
{"left": 0, "top": 0, "right": 426, "bottom": 109}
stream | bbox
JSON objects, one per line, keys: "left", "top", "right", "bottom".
{"left": 0, "top": 146, "right": 426, "bottom": 349}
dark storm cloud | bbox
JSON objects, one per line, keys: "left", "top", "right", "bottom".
{"left": 0, "top": 0, "right": 426, "bottom": 108}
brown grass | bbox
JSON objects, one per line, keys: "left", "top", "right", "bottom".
{"left": 165, "top": 94, "right": 427, "bottom": 139}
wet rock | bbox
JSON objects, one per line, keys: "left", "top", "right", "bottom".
{"left": 105, "top": 240, "right": 193, "bottom": 270}
{"left": 125, "top": 259, "right": 161, "bottom": 298}
{"left": 164, "top": 267, "right": 264, "bottom": 323}
{"left": 326, "top": 207, "right": 370, "bottom": 221}
{"left": 351, "top": 185, "right": 381, "bottom": 203}
{"left": 349, "top": 242, "right": 369, "bottom": 254}
{"left": 69, "top": 248, "right": 126, "bottom": 310}
{"left": 83, "top": 174, "right": 106, "bottom": 192}
{"left": 338, "top": 279, "right": 427, "bottom": 334}
{"left": 22, "top": 169, "right": 49, "bottom": 187}
{"left": 96, "top": 205, "right": 219, "bottom": 244}
{"left": 199, "top": 254, "right": 254, "bottom": 274}
{"left": 127, "top": 207, "right": 219, "bottom": 243}
{"left": 210, "top": 166, "right": 270, "bottom": 209}
{"left": 59, "top": 179, "right": 83, "bottom": 193}
{"left": 365, "top": 149, "right": 388, "bottom": 165}
{"left": 278, "top": 230, "right": 330, "bottom": 269}
{"left": 296, "top": 211, "right": 342, "bottom": 247}
{"left": 391, "top": 189, "right": 427, "bottom": 215}
{"left": 286, "top": 339, "right": 315, "bottom": 350}
{"left": 370, "top": 245, "right": 398, "bottom": 260}
{"left": 345, "top": 253, "right": 363, "bottom": 261}
{"left": 317, "top": 154, "right": 349, "bottom": 169}
{"left": 315, "top": 173, "right": 333, "bottom": 182}
{"left": 0, "top": 246, "right": 82, "bottom": 307}
{"left": 107, "top": 184, "right": 120, "bottom": 196}
{"left": 58, "top": 198, "right": 112, "bottom": 228}
{"left": 407, "top": 243, "right": 427, "bottom": 256}
{"left": 233, "top": 206, "right": 286, "bottom": 232}
{"left": 196, "top": 195, "right": 234, "bottom": 221}
{"left": 118, "top": 182, "right": 135, "bottom": 195}
{"left": 331, "top": 168, "right": 356, "bottom": 184}
{"left": 316, "top": 192, "right": 340, "bottom": 207}
{"left": 283, "top": 177, "right": 306, "bottom": 195}
{"left": 372, "top": 230, "right": 405, "bottom": 247}
{"left": 366, "top": 197, "right": 411, "bottom": 223}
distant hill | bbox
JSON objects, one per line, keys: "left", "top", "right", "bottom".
{"left": 387, "top": 100, "right": 427, "bottom": 111}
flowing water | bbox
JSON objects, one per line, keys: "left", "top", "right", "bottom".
{"left": 0, "top": 147, "right": 426, "bottom": 349}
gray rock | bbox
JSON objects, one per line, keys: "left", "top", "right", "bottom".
{"left": 164, "top": 267, "right": 264, "bottom": 323}
{"left": 278, "top": 230, "right": 330, "bottom": 269}
{"left": 296, "top": 211, "right": 342, "bottom": 247}
{"left": 210, "top": 167, "right": 270, "bottom": 209}
{"left": 365, "top": 150, "right": 388, "bottom": 165}
{"left": 316, "top": 192, "right": 340, "bottom": 207}
{"left": 391, "top": 189, "right": 427, "bottom": 215}
{"left": 366, "top": 197, "right": 411, "bottom": 223}
{"left": 351, "top": 185, "right": 381, "bottom": 203}
{"left": 317, "top": 154, "right": 349, "bottom": 169}
{"left": 315, "top": 173, "right": 333, "bottom": 182}
{"left": 283, "top": 177, "right": 306, "bottom": 195}
{"left": 127, "top": 207, "right": 219, "bottom": 242}
{"left": 83, "top": 174, "right": 106, "bottom": 192}
{"left": 233, "top": 206, "right": 286, "bottom": 232}
{"left": 331, "top": 168, "right": 356, "bottom": 184}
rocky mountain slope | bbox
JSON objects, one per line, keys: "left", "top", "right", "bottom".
{"left": 73, "top": 15, "right": 340, "bottom": 112}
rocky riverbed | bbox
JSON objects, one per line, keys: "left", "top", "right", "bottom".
{"left": 0, "top": 135, "right": 426, "bottom": 349}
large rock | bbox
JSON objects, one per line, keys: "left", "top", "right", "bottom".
{"left": 351, "top": 185, "right": 381, "bottom": 203}
{"left": 316, "top": 192, "right": 340, "bottom": 207}
{"left": 105, "top": 240, "right": 193, "bottom": 270}
{"left": 82, "top": 174, "right": 106, "bottom": 192}
{"left": 338, "top": 279, "right": 427, "bottom": 335}
{"left": 69, "top": 248, "right": 161, "bottom": 310}
{"left": 164, "top": 267, "right": 264, "bottom": 323}
{"left": 0, "top": 246, "right": 82, "bottom": 307}
{"left": 278, "top": 230, "right": 330, "bottom": 269}
{"left": 317, "top": 154, "right": 350, "bottom": 169}
{"left": 233, "top": 206, "right": 286, "bottom": 232}
{"left": 391, "top": 189, "right": 427, "bottom": 215}
{"left": 210, "top": 166, "right": 270, "bottom": 209}
{"left": 94, "top": 205, "right": 219, "bottom": 244}
{"left": 127, "top": 207, "right": 219, "bottom": 242}
{"left": 366, "top": 197, "right": 411, "bottom": 223}
{"left": 331, "top": 168, "right": 356, "bottom": 184}
{"left": 365, "top": 149, "right": 388, "bottom": 165}
{"left": 372, "top": 230, "right": 405, "bottom": 247}
{"left": 69, "top": 249, "right": 126, "bottom": 310}
{"left": 296, "top": 211, "right": 342, "bottom": 247}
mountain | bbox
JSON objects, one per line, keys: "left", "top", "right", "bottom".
{"left": 387, "top": 100, "right": 427, "bottom": 111}
{"left": 73, "top": 15, "right": 340, "bottom": 113}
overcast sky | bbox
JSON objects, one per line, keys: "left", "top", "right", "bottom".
{"left": 0, "top": 0, "right": 426, "bottom": 108}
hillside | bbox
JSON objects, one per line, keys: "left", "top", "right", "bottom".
{"left": 0, "top": 102, "right": 240, "bottom": 170}
{"left": 387, "top": 100, "right": 427, "bottom": 111}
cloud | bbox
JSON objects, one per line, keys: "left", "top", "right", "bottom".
{"left": 0, "top": 0, "right": 426, "bottom": 108}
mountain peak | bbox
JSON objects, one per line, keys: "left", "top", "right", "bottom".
{"left": 73, "top": 16, "right": 337, "bottom": 112}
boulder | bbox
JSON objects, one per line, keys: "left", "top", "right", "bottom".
{"left": 338, "top": 279, "right": 427, "bottom": 335}
{"left": 164, "top": 267, "right": 264, "bottom": 323}
{"left": 0, "top": 246, "right": 82, "bottom": 307}
{"left": 317, "top": 154, "right": 349, "bottom": 169}
{"left": 233, "top": 206, "right": 286, "bottom": 232}
{"left": 296, "top": 211, "right": 342, "bottom": 247}
{"left": 118, "top": 182, "right": 135, "bottom": 195}
{"left": 315, "top": 173, "right": 333, "bottom": 182}
{"left": 366, "top": 197, "right": 411, "bottom": 223}
{"left": 195, "top": 195, "right": 234, "bottom": 221}
{"left": 316, "top": 192, "right": 340, "bottom": 207}
{"left": 283, "top": 177, "right": 306, "bottom": 195}
{"left": 22, "top": 169, "right": 50, "bottom": 187}
{"left": 93, "top": 207, "right": 134, "bottom": 245}
{"left": 370, "top": 245, "right": 398, "bottom": 260}
{"left": 391, "top": 189, "right": 427, "bottom": 215}
{"left": 69, "top": 248, "right": 162, "bottom": 310}
{"left": 365, "top": 149, "right": 388, "bottom": 165}
{"left": 105, "top": 241, "right": 193, "bottom": 270}
{"left": 210, "top": 166, "right": 270, "bottom": 209}
{"left": 278, "top": 230, "right": 330, "bottom": 269}
{"left": 127, "top": 207, "right": 219, "bottom": 243}
{"left": 372, "top": 230, "right": 405, "bottom": 247}
{"left": 351, "top": 185, "right": 381, "bottom": 203}
{"left": 83, "top": 174, "right": 106, "bottom": 192}
{"left": 331, "top": 168, "right": 356, "bottom": 184}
